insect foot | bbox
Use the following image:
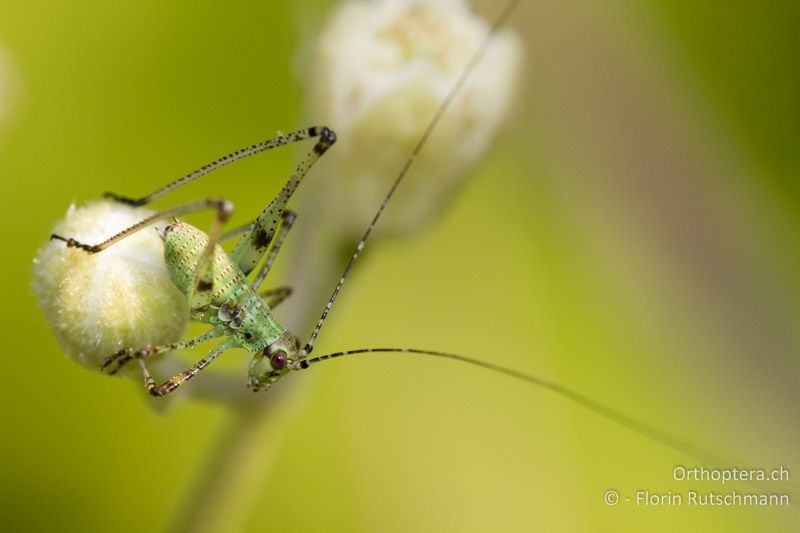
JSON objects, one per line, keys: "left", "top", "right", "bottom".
{"left": 102, "top": 191, "right": 148, "bottom": 207}
{"left": 49, "top": 234, "right": 102, "bottom": 253}
{"left": 100, "top": 348, "right": 135, "bottom": 375}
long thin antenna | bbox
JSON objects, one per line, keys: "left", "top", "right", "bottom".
{"left": 303, "top": 0, "right": 523, "bottom": 354}
{"left": 295, "top": 347, "right": 800, "bottom": 501}
{"left": 296, "top": 347, "right": 728, "bottom": 466}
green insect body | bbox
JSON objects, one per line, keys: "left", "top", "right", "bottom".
{"left": 162, "top": 220, "right": 299, "bottom": 389}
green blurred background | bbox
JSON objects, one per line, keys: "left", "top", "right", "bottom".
{"left": 1, "top": 1, "right": 798, "bottom": 531}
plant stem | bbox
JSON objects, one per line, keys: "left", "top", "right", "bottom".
{"left": 170, "top": 404, "right": 288, "bottom": 533}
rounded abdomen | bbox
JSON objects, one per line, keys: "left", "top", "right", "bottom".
{"left": 162, "top": 221, "right": 246, "bottom": 305}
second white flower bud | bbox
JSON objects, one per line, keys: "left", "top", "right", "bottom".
{"left": 309, "top": 0, "right": 522, "bottom": 236}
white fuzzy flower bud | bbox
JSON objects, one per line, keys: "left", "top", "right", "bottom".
{"left": 33, "top": 201, "right": 189, "bottom": 373}
{"left": 309, "top": 0, "right": 521, "bottom": 236}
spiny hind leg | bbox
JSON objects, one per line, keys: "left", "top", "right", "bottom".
{"left": 251, "top": 210, "right": 297, "bottom": 290}
{"left": 99, "top": 127, "right": 334, "bottom": 277}
{"left": 94, "top": 126, "right": 333, "bottom": 288}
{"left": 139, "top": 340, "right": 234, "bottom": 397}
{"left": 50, "top": 198, "right": 233, "bottom": 254}
{"left": 104, "top": 127, "right": 336, "bottom": 208}
{"left": 231, "top": 127, "right": 335, "bottom": 276}
{"left": 259, "top": 286, "right": 293, "bottom": 309}
{"left": 100, "top": 328, "right": 222, "bottom": 375}
{"left": 217, "top": 210, "right": 297, "bottom": 288}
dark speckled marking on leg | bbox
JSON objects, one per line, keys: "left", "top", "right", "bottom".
{"left": 231, "top": 128, "right": 336, "bottom": 276}
{"left": 253, "top": 227, "right": 273, "bottom": 250}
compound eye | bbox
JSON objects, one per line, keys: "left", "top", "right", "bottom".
{"left": 270, "top": 350, "right": 287, "bottom": 370}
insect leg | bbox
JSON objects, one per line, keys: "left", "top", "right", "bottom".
{"left": 139, "top": 339, "right": 236, "bottom": 397}
{"left": 230, "top": 128, "right": 335, "bottom": 276}
{"left": 215, "top": 210, "right": 296, "bottom": 291}
{"left": 251, "top": 210, "right": 296, "bottom": 290}
{"left": 104, "top": 127, "right": 335, "bottom": 207}
{"left": 187, "top": 199, "right": 236, "bottom": 317}
{"left": 50, "top": 198, "right": 233, "bottom": 254}
{"left": 218, "top": 208, "right": 296, "bottom": 247}
{"left": 258, "top": 286, "right": 293, "bottom": 309}
{"left": 100, "top": 327, "right": 223, "bottom": 374}
{"left": 219, "top": 220, "right": 253, "bottom": 243}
